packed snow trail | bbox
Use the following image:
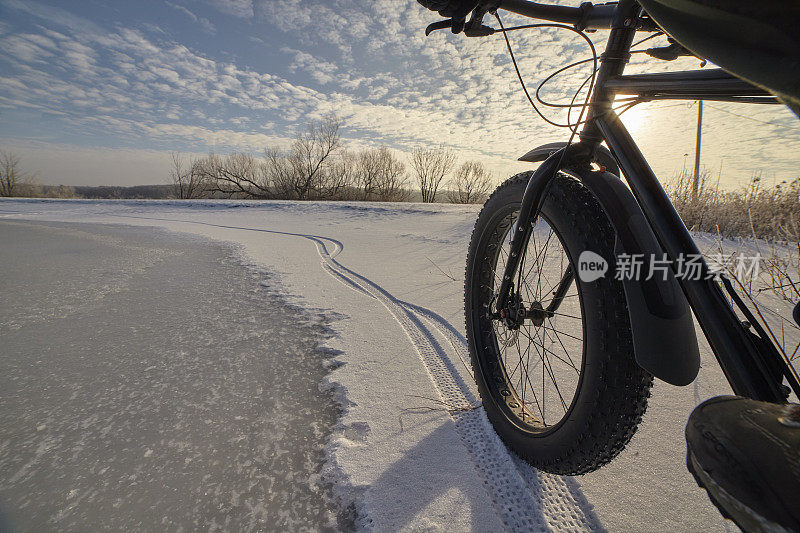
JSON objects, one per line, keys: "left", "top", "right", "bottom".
{"left": 105, "top": 213, "right": 604, "bottom": 531}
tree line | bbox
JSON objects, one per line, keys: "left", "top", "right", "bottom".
{"left": 0, "top": 151, "right": 170, "bottom": 199}
{"left": 1, "top": 116, "right": 495, "bottom": 204}
{"left": 171, "top": 115, "right": 494, "bottom": 204}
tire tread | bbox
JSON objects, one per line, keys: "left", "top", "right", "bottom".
{"left": 465, "top": 171, "right": 653, "bottom": 475}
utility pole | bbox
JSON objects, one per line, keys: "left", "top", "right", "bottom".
{"left": 691, "top": 100, "right": 703, "bottom": 201}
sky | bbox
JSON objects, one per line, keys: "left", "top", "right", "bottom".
{"left": 0, "top": 0, "right": 798, "bottom": 189}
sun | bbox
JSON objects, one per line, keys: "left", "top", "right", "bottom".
{"left": 617, "top": 101, "right": 652, "bottom": 135}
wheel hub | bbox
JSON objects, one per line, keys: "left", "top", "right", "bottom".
{"left": 526, "top": 301, "right": 547, "bottom": 327}
{"left": 496, "top": 296, "right": 550, "bottom": 329}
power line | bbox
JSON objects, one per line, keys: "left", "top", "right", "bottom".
{"left": 637, "top": 102, "right": 693, "bottom": 111}
{"left": 705, "top": 103, "right": 796, "bottom": 129}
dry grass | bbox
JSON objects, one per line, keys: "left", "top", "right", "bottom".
{"left": 671, "top": 170, "right": 800, "bottom": 362}
{"left": 669, "top": 169, "right": 799, "bottom": 299}
{"left": 667, "top": 170, "right": 800, "bottom": 242}
{"left": 708, "top": 234, "right": 800, "bottom": 364}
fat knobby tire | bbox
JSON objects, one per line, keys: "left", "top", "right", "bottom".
{"left": 465, "top": 171, "right": 654, "bottom": 475}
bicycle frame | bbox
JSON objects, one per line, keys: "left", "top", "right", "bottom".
{"left": 494, "top": 0, "right": 800, "bottom": 401}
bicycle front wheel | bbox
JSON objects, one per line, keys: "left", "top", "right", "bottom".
{"left": 465, "top": 171, "right": 653, "bottom": 475}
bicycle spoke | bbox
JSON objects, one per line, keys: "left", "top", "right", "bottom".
{"left": 516, "top": 329, "right": 544, "bottom": 421}
{"left": 521, "top": 327, "right": 579, "bottom": 374}
{"left": 523, "top": 229, "right": 554, "bottom": 285}
{"left": 516, "top": 331, "right": 529, "bottom": 419}
{"left": 537, "top": 228, "right": 557, "bottom": 298}
{"left": 540, "top": 276, "right": 576, "bottom": 303}
{"left": 540, "top": 321, "right": 582, "bottom": 341}
{"left": 541, "top": 292, "right": 579, "bottom": 304}
{"left": 533, "top": 326, "right": 570, "bottom": 413}
{"left": 541, "top": 318, "right": 582, "bottom": 379}
{"left": 514, "top": 332, "right": 525, "bottom": 409}
{"left": 488, "top": 210, "right": 584, "bottom": 430}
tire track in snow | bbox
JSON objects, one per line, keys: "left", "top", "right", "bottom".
{"left": 70, "top": 212, "right": 604, "bottom": 532}
{"left": 316, "top": 238, "right": 603, "bottom": 532}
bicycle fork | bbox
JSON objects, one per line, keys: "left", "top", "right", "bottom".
{"left": 495, "top": 144, "right": 586, "bottom": 321}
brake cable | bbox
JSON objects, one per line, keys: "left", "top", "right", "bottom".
{"left": 493, "top": 13, "right": 599, "bottom": 130}
{"left": 496, "top": 22, "right": 664, "bottom": 132}
{"left": 536, "top": 32, "right": 662, "bottom": 110}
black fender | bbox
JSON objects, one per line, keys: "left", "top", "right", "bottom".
{"left": 794, "top": 301, "right": 800, "bottom": 327}
{"left": 578, "top": 168, "right": 700, "bottom": 385}
{"left": 519, "top": 142, "right": 620, "bottom": 176}
{"left": 543, "top": 164, "right": 701, "bottom": 386}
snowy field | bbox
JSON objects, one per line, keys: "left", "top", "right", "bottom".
{"left": 0, "top": 198, "right": 752, "bottom": 532}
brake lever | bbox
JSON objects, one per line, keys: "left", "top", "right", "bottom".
{"left": 425, "top": 19, "right": 453, "bottom": 36}
{"left": 425, "top": 11, "right": 495, "bottom": 37}
{"left": 645, "top": 39, "right": 695, "bottom": 61}
{"left": 425, "top": 18, "right": 495, "bottom": 37}
{"left": 464, "top": 24, "right": 495, "bottom": 37}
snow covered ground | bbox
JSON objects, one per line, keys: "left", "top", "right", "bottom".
{"left": 0, "top": 197, "right": 767, "bottom": 531}
{"left": 0, "top": 221, "right": 348, "bottom": 531}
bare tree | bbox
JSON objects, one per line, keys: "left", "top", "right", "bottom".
{"left": 0, "top": 151, "right": 32, "bottom": 197}
{"left": 322, "top": 150, "right": 357, "bottom": 200}
{"left": 170, "top": 152, "right": 209, "bottom": 199}
{"left": 410, "top": 146, "right": 455, "bottom": 203}
{"left": 264, "top": 147, "right": 295, "bottom": 199}
{"left": 204, "top": 152, "right": 272, "bottom": 199}
{"left": 286, "top": 114, "right": 342, "bottom": 200}
{"left": 190, "top": 116, "right": 416, "bottom": 203}
{"left": 253, "top": 147, "right": 287, "bottom": 199}
{"left": 447, "top": 161, "right": 493, "bottom": 204}
{"left": 373, "top": 147, "right": 410, "bottom": 202}
{"left": 353, "top": 147, "right": 409, "bottom": 202}
{"left": 43, "top": 185, "right": 76, "bottom": 198}
{"left": 355, "top": 148, "right": 382, "bottom": 200}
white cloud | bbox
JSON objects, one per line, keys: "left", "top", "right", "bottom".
{"left": 0, "top": 0, "right": 797, "bottom": 189}
{"left": 282, "top": 46, "right": 339, "bottom": 85}
{"left": 0, "top": 0, "right": 105, "bottom": 35}
{"left": 211, "top": 0, "right": 253, "bottom": 19}
{"left": 167, "top": 1, "right": 217, "bottom": 34}
{"left": 198, "top": 17, "right": 216, "bottom": 34}
{"left": 1, "top": 34, "right": 55, "bottom": 62}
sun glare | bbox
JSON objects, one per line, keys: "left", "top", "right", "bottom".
{"left": 618, "top": 101, "right": 651, "bottom": 135}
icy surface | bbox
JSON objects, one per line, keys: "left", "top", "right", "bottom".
{"left": 0, "top": 198, "right": 752, "bottom": 532}
{"left": 0, "top": 221, "right": 348, "bottom": 531}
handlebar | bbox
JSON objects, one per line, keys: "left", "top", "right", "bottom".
{"left": 424, "top": 1, "right": 660, "bottom": 37}
{"left": 499, "top": 0, "right": 616, "bottom": 30}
